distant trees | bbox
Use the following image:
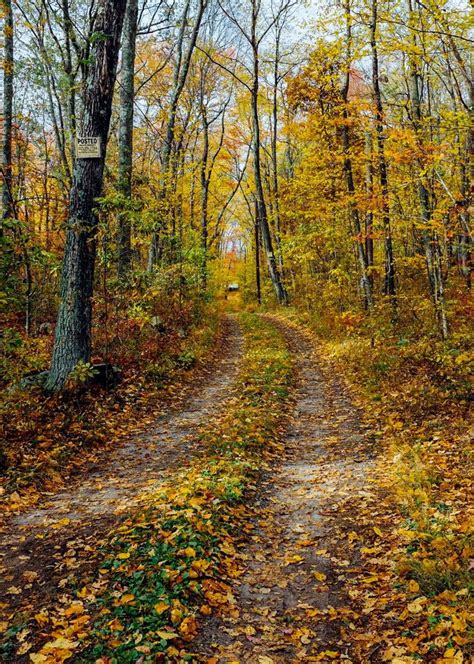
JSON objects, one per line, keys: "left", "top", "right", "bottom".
{"left": 279, "top": 0, "right": 471, "bottom": 338}
{"left": 1, "top": 0, "right": 471, "bottom": 391}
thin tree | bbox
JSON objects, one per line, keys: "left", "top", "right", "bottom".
{"left": 370, "top": 0, "right": 396, "bottom": 309}
{"left": 148, "top": 0, "right": 208, "bottom": 269}
{"left": 407, "top": 0, "right": 448, "bottom": 338}
{"left": 341, "top": 0, "right": 373, "bottom": 310}
{"left": 1, "top": 0, "right": 14, "bottom": 222}
{"left": 117, "top": 0, "right": 139, "bottom": 279}
{"left": 213, "top": 0, "right": 290, "bottom": 304}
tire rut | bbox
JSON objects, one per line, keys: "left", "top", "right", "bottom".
{"left": 195, "top": 315, "right": 374, "bottom": 662}
{"left": 0, "top": 316, "right": 243, "bottom": 618}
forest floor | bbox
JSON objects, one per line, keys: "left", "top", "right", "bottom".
{"left": 0, "top": 313, "right": 471, "bottom": 663}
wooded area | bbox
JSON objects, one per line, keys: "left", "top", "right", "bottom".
{"left": 0, "top": 0, "right": 472, "bottom": 661}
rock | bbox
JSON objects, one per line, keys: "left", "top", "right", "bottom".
{"left": 150, "top": 316, "right": 166, "bottom": 334}
{"left": 90, "top": 363, "right": 121, "bottom": 388}
{"left": 38, "top": 322, "right": 53, "bottom": 336}
{"left": 18, "top": 370, "right": 49, "bottom": 389}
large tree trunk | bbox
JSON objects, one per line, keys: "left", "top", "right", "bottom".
{"left": 46, "top": 0, "right": 127, "bottom": 392}
{"left": 117, "top": 0, "right": 138, "bottom": 279}
{"left": 1, "top": 0, "right": 14, "bottom": 222}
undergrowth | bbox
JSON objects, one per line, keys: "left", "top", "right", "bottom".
{"left": 281, "top": 306, "right": 473, "bottom": 661}
{"left": 0, "top": 303, "right": 219, "bottom": 503}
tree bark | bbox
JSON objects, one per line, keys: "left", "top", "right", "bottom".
{"left": 117, "top": 0, "right": 138, "bottom": 279}
{"left": 341, "top": 0, "right": 373, "bottom": 311}
{"left": 46, "top": 0, "right": 127, "bottom": 391}
{"left": 200, "top": 105, "right": 209, "bottom": 288}
{"left": 1, "top": 0, "right": 14, "bottom": 222}
{"left": 250, "top": 0, "right": 287, "bottom": 305}
{"left": 255, "top": 199, "right": 261, "bottom": 305}
{"left": 370, "top": 0, "right": 396, "bottom": 309}
{"left": 407, "top": 0, "right": 448, "bottom": 339}
{"left": 148, "top": 0, "right": 208, "bottom": 269}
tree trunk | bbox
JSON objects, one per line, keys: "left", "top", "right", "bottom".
{"left": 271, "top": 22, "right": 284, "bottom": 271}
{"left": 1, "top": 0, "right": 14, "bottom": 222}
{"left": 364, "top": 131, "right": 374, "bottom": 275}
{"left": 148, "top": 0, "right": 208, "bottom": 269}
{"left": 255, "top": 199, "right": 261, "bottom": 305}
{"left": 117, "top": 0, "right": 138, "bottom": 279}
{"left": 250, "top": 1, "right": 287, "bottom": 305}
{"left": 61, "top": 0, "right": 77, "bottom": 162}
{"left": 341, "top": 0, "right": 373, "bottom": 311}
{"left": 46, "top": 0, "right": 127, "bottom": 392}
{"left": 407, "top": 0, "right": 448, "bottom": 339}
{"left": 200, "top": 107, "right": 209, "bottom": 288}
{"left": 370, "top": 0, "right": 396, "bottom": 309}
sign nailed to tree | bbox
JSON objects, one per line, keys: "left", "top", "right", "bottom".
{"left": 76, "top": 136, "right": 101, "bottom": 158}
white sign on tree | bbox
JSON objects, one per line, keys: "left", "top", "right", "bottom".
{"left": 76, "top": 136, "right": 101, "bottom": 158}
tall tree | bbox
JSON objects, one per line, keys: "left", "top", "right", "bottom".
{"left": 46, "top": 0, "right": 127, "bottom": 391}
{"left": 1, "top": 0, "right": 14, "bottom": 222}
{"left": 341, "top": 0, "right": 373, "bottom": 310}
{"left": 407, "top": 0, "right": 448, "bottom": 339}
{"left": 148, "top": 0, "right": 208, "bottom": 269}
{"left": 370, "top": 0, "right": 396, "bottom": 307}
{"left": 117, "top": 0, "right": 139, "bottom": 279}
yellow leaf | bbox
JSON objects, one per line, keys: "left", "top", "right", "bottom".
{"left": 34, "top": 612, "right": 49, "bottom": 627}
{"left": 29, "top": 655, "right": 47, "bottom": 663}
{"left": 118, "top": 593, "right": 135, "bottom": 605}
{"left": 258, "top": 657, "right": 275, "bottom": 664}
{"left": 408, "top": 579, "right": 420, "bottom": 593}
{"left": 63, "top": 603, "right": 84, "bottom": 617}
{"left": 51, "top": 518, "right": 71, "bottom": 530}
{"left": 286, "top": 554, "right": 304, "bottom": 565}
{"left": 43, "top": 637, "right": 78, "bottom": 650}
{"left": 407, "top": 597, "right": 426, "bottom": 614}
{"left": 17, "top": 642, "right": 33, "bottom": 656}
{"left": 314, "top": 571, "right": 327, "bottom": 582}
{"left": 154, "top": 602, "right": 169, "bottom": 615}
{"left": 117, "top": 552, "right": 130, "bottom": 560}
{"left": 179, "top": 616, "right": 197, "bottom": 639}
{"left": 373, "top": 526, "right": 383, "bottom": 537}
{"left": 156, "top": 630, "right": 179, "bottom": 640}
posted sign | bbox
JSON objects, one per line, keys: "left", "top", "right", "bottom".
{"left": 76, "top": 136, "right": 101, "bottom": 158}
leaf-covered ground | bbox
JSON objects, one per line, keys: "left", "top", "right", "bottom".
{"left": 1, "top": 313, "right": 472, "bottom": 663}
